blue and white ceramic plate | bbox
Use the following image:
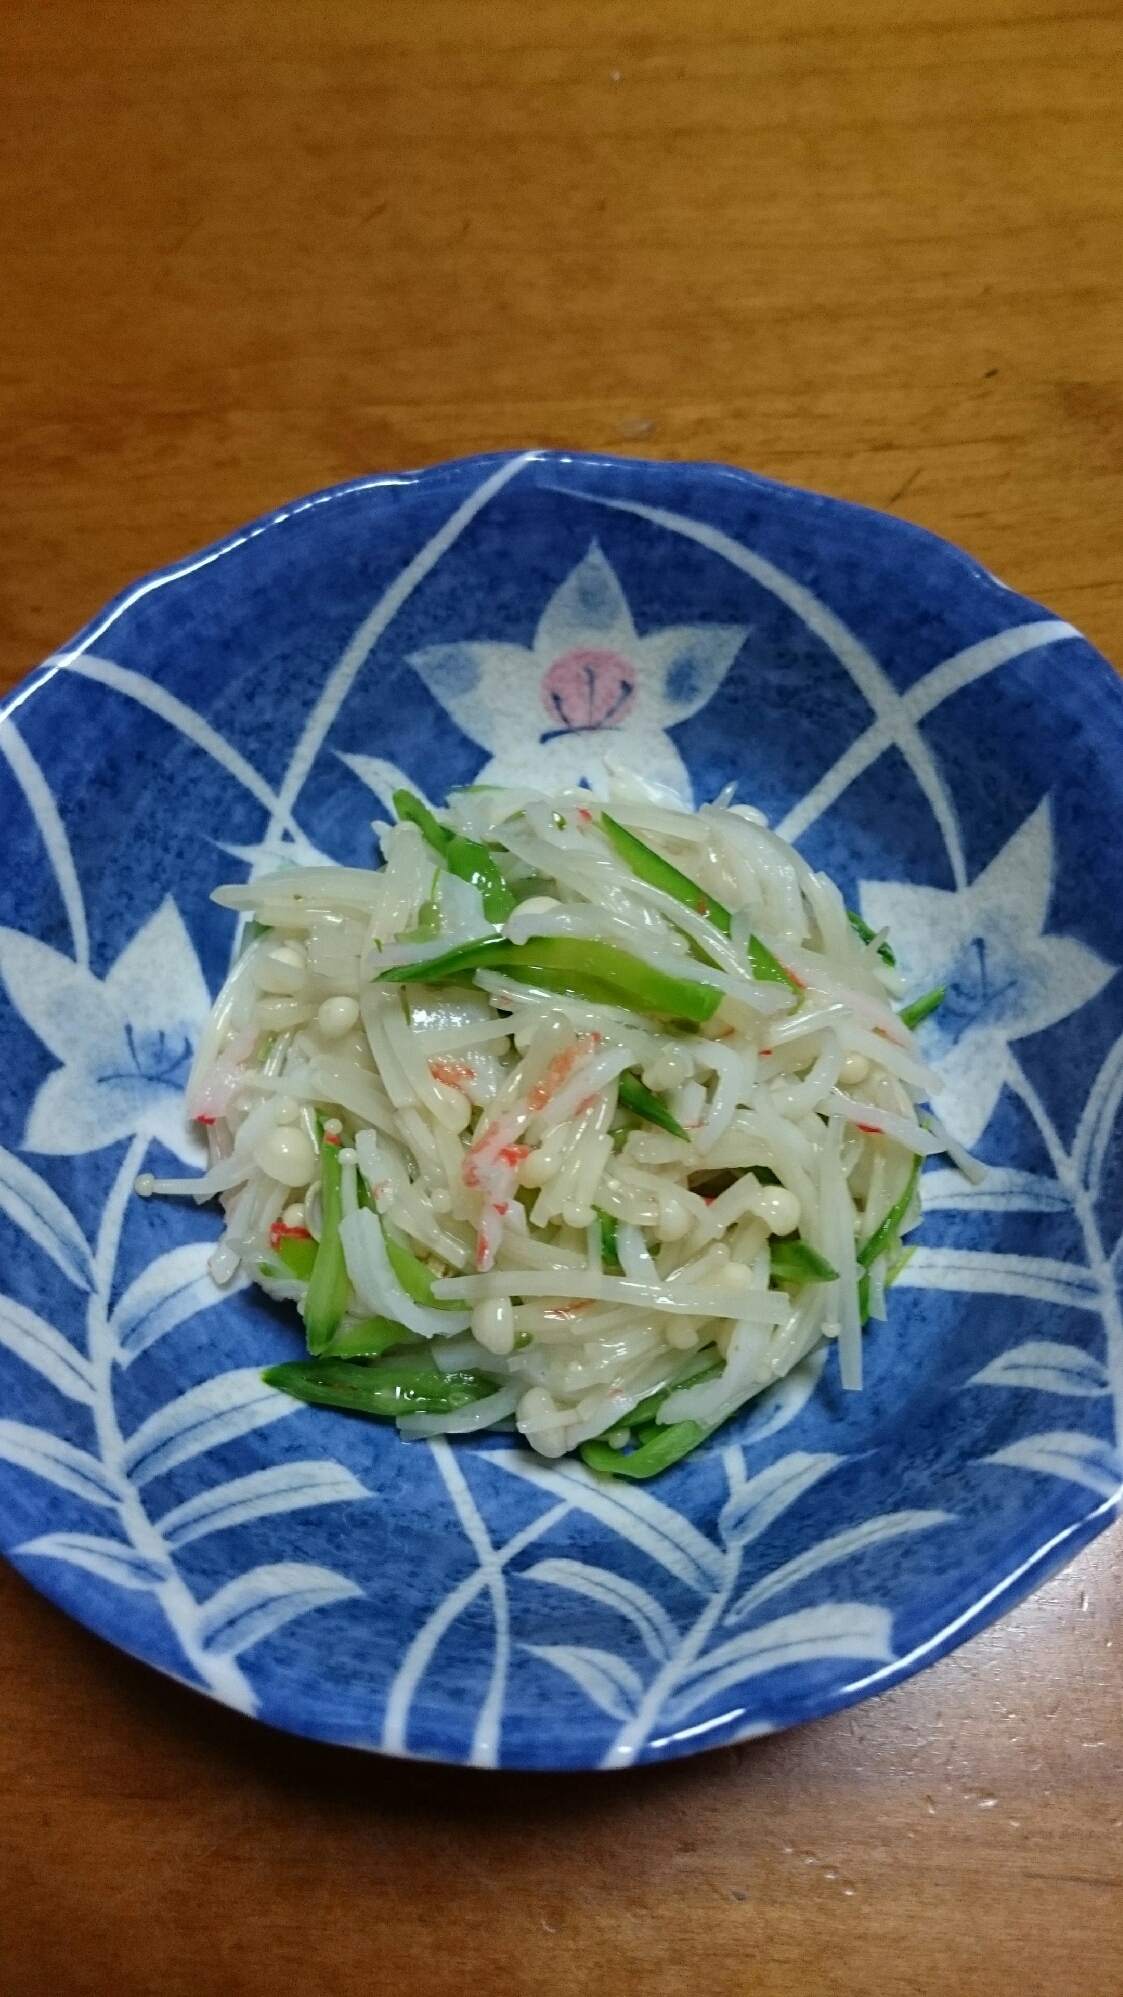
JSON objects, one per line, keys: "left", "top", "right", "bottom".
{"left": 1, "top": 451, "right": 1120, "bottom": 1770}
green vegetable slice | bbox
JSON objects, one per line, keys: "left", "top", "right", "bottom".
{"left": 769, "top": 1238, "right": 840, "bottom": 1284}
{"left": 392, "top": 788, "right": 515, "bottom": 922}
{"left": 601, "top": 813, "right": 801, "bottom": 993}
{"left": 445, "top": 834, "right": 516, "bottom": 922}
{"left": 323, "top": 1316, "right": 424, "bottom": 1359}
{"left": 595, "top": 1208, "right": 622, "bottom": 1270}
{"left": 617, "top": 1069, "right": 688, "bottom": 1141}
{"left": 857, "top": 1155, "right": 923, "bottom": 1270}
{"left": 263, "top": 1355, "right": 498, "bottom": 1419}
{"left": 302, "top": 1130, "right": 351, "bottom": 1353}
{"left": 378, "top": 936, "right": 722, "bottom": 1024}
{"left": 747, "top": 934, "right": 801, "bottom": 992}
{"left": 275, "top": 1232, "right": 317, "bottom": 1282}
{"left": 580, "top": 1420, "right": 709, "bottom": 1479}
{"left": 397, "top": 890, "right": 442, "bottom": 945}
{"left": 383, "top": 1229, "right": 465, "bottom": 1310}
{"left": 601, "top": 813, "right": 733, "bottom": 933}
{"left": 392, "top": 788, "right": 452, "bottom": 857}
{"left": 858, "top": 1242, "right": 916, "bottom": 1324}
{"left": 623, "top": 1356, "right": 723, "bottom": 1432}
{"left": 846, "top": 908, "right": 897, "bottom": 966}
{"left": 899, "top": 986, "right": 946, "bottom": 1031}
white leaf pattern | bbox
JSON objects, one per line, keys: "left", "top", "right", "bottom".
{"left": 482, "top": 1449, "right": 724, "bottom": 1594}
{"left": 0, "top": 1144, "right": 93, "bottom": 1290}
{"left": 0, "top": 1419, "right": 121, "bottom": 1507}
{"left": 725, "top": 1511, "right": 951, "bottom": 1626}
{"left": 0, "top": 1296, "right": 94, "bottom": 1402}
{"left": 984, "top": 1431, "right": 1122, "bottom": 1500}
{"left": 970, "top": 1341, "right": 1110, "bottom": 1398}
{"left": 111, "top": 1243, "right": 245, "bottom": 1361}
{"left": 123, "top": 1368, "right": 299, "bottom": 1487}
{"left": 158, "top": 1461, "right": 370, "bottom": 1548}
{"left": 523, "top": 1558, "right": 679, "bottom": 1661}
{"left": 718, "top": 1451, "right": 840, "bottom": 1550}
{"left": 663, "top": 1605, "right": 895, "bottom": 1723}
{"left": 896, "top": 1247, "right": 1101, "bottom": 1312}
{"left": 523, "top": 1643, "right": 644, "bottom": 1722}
{"left": 196, "top": 1563, "right": 364, "bottom": 1658}
{"left": 1072, "top": 1026, "right": 1123, "bottom": 1198}
{"left": 920, "top": 1167, "right": 1069, "bottom": 1215}
{"left": 16, "top": 1531, "right": 168, "bottom": 1590}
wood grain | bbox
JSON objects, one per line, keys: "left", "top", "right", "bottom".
{"left": 1, "top": 2, "right": 1121, "bottom": 1990}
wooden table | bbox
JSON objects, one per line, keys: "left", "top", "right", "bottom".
{"left": 2, "top": 3, "right": 1121, "bottom": 1990}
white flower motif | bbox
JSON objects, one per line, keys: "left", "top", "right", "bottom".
{"left": 406, "top": 542, "right": 747, "bottom": 802}
{"left": 859, "top": 799, "right": 1115, "bottom": 1146}
{"left": 0, "top": 897, "right": 212, "bottom": 1161}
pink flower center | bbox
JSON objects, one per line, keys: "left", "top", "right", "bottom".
{"left": 540, "top": 648, "right": 637, "bottom": 733}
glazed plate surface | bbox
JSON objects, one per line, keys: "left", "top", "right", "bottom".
{"left": 1, "top": 450, "right": 1120, "bottom": 1769}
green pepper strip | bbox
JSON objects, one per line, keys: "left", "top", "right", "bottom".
{"left": 240, "top": 917, "right": 273, "bottom": 953}
{"left": 579, "top": 1352, "right": 724, "bottom": 1478}
{"left": 769, "top": 1238, "right": 840, "bottom": 1284}
{"left": 595, "top": 1208, "right": 622, "bottom": 1270}
{"left": 445, "top": 834, "right": 516, "bottom": 922}
{"left": 302, "top": 1132, "right": 352, "bottom": 1353}
{"left": 392, "top": 789, "right": 514, "bottom": 921}
{"left": 580, "top": 1421, "right": 709, "bottom": 1480}
{"left": 262, "top": 1355, "right": 498, "bottom": 1420}
{"left": 624, "top": 1355, "right": 723, "bottom": 1431}
{"left": 858, "top": 1242, "right": 916, "bottom": 1323}
{"left": 275, "top": 1232, "right": 318, "bottom": 1282}
{"left": 857, "top": 1155, "right": 923, "bottom": 1271}
{"left": 899, "top": 986, "right": 946, "bottom": 1031}
{"left": 323, "top": 1316, "right": 424, "bottom": 1359}
{"left": 378, "top": 935, "right": 722, "bottom": 1024}
{"left": 747, "top": 935, "right": 801, "bottom": 992}
{"left": 397, "top": 884, "right": 443, "bottom": 945}
{"left": 846, "top": 908, "right": 896, "bottom": 967}
{"left": 601, "top": 812, "right": 732, "bottom": 932}
{"left": 617, "top": 1069, "right": 688, "bottom": 1141}
{"left": 601, "top": 813, "right": 801, "bottom": 993}
{"left": 383, "top": 1228, "right": 466, "bottom": 1310}
{"left": 391, "top": 787, "right": 451, "bottom": 851}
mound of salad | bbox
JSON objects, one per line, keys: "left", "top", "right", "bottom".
{"left": 137, "top": 774, "right": 974, "bottom": 1478}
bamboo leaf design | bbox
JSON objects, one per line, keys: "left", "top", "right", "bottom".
{"left": 896, "top": 1247, "right": 1101, "bottom": 1312}
{"left": 1072, "top": 1026, "right": 1123, "bottom": 1197}
{"left": 984, "top": 1431, "right": 1122, "bottom": 1500}
{"left": 0, "top": 1144, "right": 93, "bottom": 1291}
{"left": 196, "top": 1563, "right": 364, "bottom": 1658}
{"left": 725, "top": 1511, "right": 950, "bottom": 1626}
{"left": 970, "top": 1341, "right": 1110, "bottom": 1398}
{"left": 112, "top": 1243, "right": 246, "bottom": 1361}
{"left": 663, "top": 1605, "right": 894, "bottom": 1723}
{"left": 718, "top": 1451, "right": 840, "bottom": 1551}
{"left": 523, "top": 1643, "right": 643, "bottom": 1721}
{"left": 523, "top": 1558, "right": 679, "bottom": 1661}
{"left": 15, "top": 1531, "right": 168, "bottom": 1590}
{"left": 123, "top": 1369, "right": 299, "bottom": 1487}
{"left": 483, "top": 1448, "right": 724, "bottom": 1595}
{"left": 920, "top": 1167, "right": 1069, "bottom": 1215}
{"left": 157, "top": 1462, "right": 370, "bottom": 1548}
{"left": 0, "top": 1296, "right": 94, "bottom": 1403}
{"left": 0, "top": 1419, "right": 121, "bottom": 1507}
